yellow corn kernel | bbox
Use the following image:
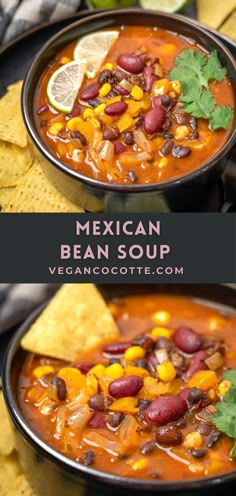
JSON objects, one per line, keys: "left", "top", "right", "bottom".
{"left": 83, "top": 108, "right": 94, "bottom": 119}
{"left": 125, "top": 346, "right": 145, "bottom": 361}
{"left": 159, "top": 157, "right": 168, "bottom": 168}
{"left": 125, "top": 365, "right": 149, "bottom": 378}
{"left": 208, "top": 388, "right": 216, "bottom": 401}
{"left": 171, "top": 80, "right": 181, "bottom": 95}
{"left": 86, "top": 375, "right": 98, "bottom": 396}
{"left": 188, "top": 463, "right": 205, "bottom": 475}
{"left": 99, "top": 83, "right": 112, "bottom": 97}
{"left": 187, "top": 370, "right": 217, "bottom": 391}
{"left": 183, "top": 431, "right": 203, "bottom": 449}
{"left": 109, "top": 397, "right": 138, "bottom": 413}
{"left": 104, "top": 62, "right": 113, "bottom": 71}
{"left": 94, "top": 103, "right": 106, "bottom": 116}
{"left": 60, "top": 56, "right": 71, "bottom": 64}
{"left": 218, "top": 380, "right": 232, "bottom": 397}
{"left": 152, "top": 79, "right": 171, "bottom": 96}
{"left": 48, "top": 122, "right": 64, "bottom": 136}
{"left": 131, "top": 85, "right": 144, "bottom": 101}
{"left": 152, "top": 310, "right": 170, "bottom": 324}
{"left": 132, "top": 458, "right": 148, "bottom": 471}
{"left": 157, "top": 361, "right": 176, "bottom": 382}
{"left": 33, "top": 365, "right": 54, "bottom": 379}
{"left": 175, "top": 125, "right": 190, "bottom": 140}
{"left": 89, "top": 364, "right": 105, "bottom": 378}
{"left": 117, "top": 113, "right": 134, "bottom": 133}
{"left": 105, "top": 363, "right": 124, "bottom": 380}
{"left": 90, "top": 118, "right": 101, "bottom": 129}
{"left": 150, "top": 326, "right": 171, "bottom": 339}
{"left": 67, "top": 117, "right": 83, "bottom": 131}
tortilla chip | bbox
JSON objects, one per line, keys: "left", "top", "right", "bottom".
{"left": 197, "top": 0, "right": 236, "bottom": 29}
{"left": 0, "top": 81, "right": 27, "bottom": 148}
{"left": 4, "top": 158, "right": 84, "bottom": 212}
{"left": 0, "top": 392, "right": 15, "bottom": 456}
{"left": 0, "top": 452, "right": 22, "bottom": 496}
{"left": 0, "top": 140, "right": 33, "bottom": 187}
{"left": 220, "top": 10, "right": 236, "bottom": 41}
{"left": 21, "top": 284, "right": 119, "bottom": 361}
{"left": 0, "top": 186, "right": 16, "bottom": 210}
{"left": 2, "top": 473, "right": 35, "bottom": 496}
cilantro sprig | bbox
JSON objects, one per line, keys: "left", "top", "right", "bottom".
{"left": 169, "top": 49, "right": 233, "bottom": 131}
{"left": 212, "top": 369, "right": 236, "bottom": 458}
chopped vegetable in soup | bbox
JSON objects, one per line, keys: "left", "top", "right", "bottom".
{"left": 18, "top": 295, "right": 236, "bottom": 480}
{"left": 34, "top": 26, "right": 234, "bottom": 185}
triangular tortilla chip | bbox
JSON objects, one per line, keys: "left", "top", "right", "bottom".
{"left": 0, "top": 81, "right": 28, "bottom": 148}
{"left": 197, "top": 0, "right": 236, "bottom": 28}
{"left": 0, "top": 186, "right": 16, "bottom": 211}
{"left": 220, "top": 10, "right": 236, "bottom": 41}
{"left": 0, "top": 392, "right": 15, "bottom": 456}
{"left": 21, "top": 284, "right": 119, "bottom": 361}
{"left": 0, "top": 140, "right": 33, "bottom": 187}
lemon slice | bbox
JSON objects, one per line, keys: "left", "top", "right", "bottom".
{"left": 47, "top": 60, "right": 86, "bottom": 113}
{"left": 74, "top": 31, "right": 119, "bottom": 79}
{"left": 140, "top": 0, "right": 191, "bottom": 13}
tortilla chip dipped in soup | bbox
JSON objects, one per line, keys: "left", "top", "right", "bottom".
{"left": 19, "top": 287, "right": 236, "bottom": 481}
{"left": 34, "top": 26, "right": 234, "bottom": 185}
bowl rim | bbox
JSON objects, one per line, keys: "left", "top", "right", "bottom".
{"left": 2, "top": 293, "right": 236, "bottom": 492}
{"left": 22, "top": 7, "right": 236, "bottom": 194}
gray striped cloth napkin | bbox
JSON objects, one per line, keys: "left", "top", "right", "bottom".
{"left": 0, "top": 0, "right": 82, "bottom": 45}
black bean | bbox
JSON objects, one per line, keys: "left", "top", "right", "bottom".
{"left": 51, "top": 376, "right": 67, "bottom": 401}
{"left": 156, "top": 426, "right": 182, "bottom": 446}
{"left": 207, "top": 431, "right": 222, "bottom": 448}
{"left": 168, "top": 417, "right": 187, "bottom": 428}
{"left": 88, "top": 394, "right": 111, "bottom": 411}
{"left": 128, "top": 170, "right": 138, "bottom": 182}
{"left": 136, "top": 116, "right": 144, "bottom": 129}
{"left": 190, "top": 448, "right": 207, "bottom": 459}
{"left": 174, "top": 113, "right": 190, "bottom": 125}
{"left": 197, "top": 421, "right": 212, "bottom": 436}
{"left": 83, "top": 450, "right": 95, "bottom": 466}
{"left": 159, "top": 139, "right": 174, "bottom": 157}
{"left": 113, "top": 68, "right": 128, "bottom": 82}
{"left": 138, "top": 399, "right": 151, "bottom": 410}
{"left": 140, "top": 440, "right": 156, "bottom": 455}
{"left": 123, "top": 131, "right": 134, "bottom": 145}
{"left": 163, "top": 132, "right": 174, "bottom": 139}
{"left": 172, "top": 145, "right": 191, "bottom": 158}
{"left": 188, "top": 388, "right": 204, "bottom": 406}
{"left": 107, "top": 412, "right": 125, "bottom": 429}
{"left": 189, "top": 130, "right": 199, "bottom": 140}
{"left": 156, "top": 337, "right": 173, "bottom": 353}
{"left": 162, "top": 117, "right": 171, "bottom": 131}
{"left": 136, "top": 358, "right": 149, "bottom": 370}
{"left": 103, "top": 126, "right": 119, "bottom": 141}
{"left": 97, "top": 69, "right": 113, "bottom": 84}
{"left": 70, "top": 130, "right": 86, "bottom": 145}
{"left": 108, "top": 89, "right": 118, "bottom": 99}
{"left": 88, "top": 99, "right": 100, "bottom": 108}
{"left": 161, "top": 95, "right": 171, "bottom": 108}
{"left": 189, "top": 116, "right": 197, "bottom": 130}
{"left": 170, "top": 351, "right": 185, "bottom": 369}
{"left": 132, "top": 335, "right": 154, "bottom": 350}
{"left": 109, "top": 357, "right": 121, "bottom": 365}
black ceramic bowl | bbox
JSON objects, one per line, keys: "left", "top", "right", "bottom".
{"left": 22, "top": 9, "right": 236, "bottom": 213}
{"left": 2, "top": 284, "right": 236, "bottom": 496}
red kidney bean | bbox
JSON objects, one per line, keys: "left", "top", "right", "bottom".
{"left": 173, "top": 326, "right": 203, "bottom": 354}
{"left": 146, "top": 352, "right": 158, "bottom": 372}
{"left": 156, "top": 425, "right": 182, "bottom": 446}
{"left": 144, "top": 66, "right": 158, "bottom": 92}
{"left": 80, "top": 82, "right": 101, "bottom": 101}
{"left": 152, "top": 95, "right": 162, "bottom": 108}
{"left": 114, "top": 84, "right": 130, "bottom": 96}
{"left": 74, "top": 361, "right": 94, "bottom": 374}
{"left": 118, "top": 54, "right": 145, "bottom": 74}
{"left": 108, "top": 375, "right": 143, "bottom": 398}
{"left": 144, "top": 107, "right": 166, "bottom": 134}
{"left": 37, "top": 104, "right": 49, "bottom": 114}
{"left": 114, "top": 141, "right": 126, "bottom": 154}
{"left": 174, "top": 112, "right": 190, "bottom": 125}
{"left": 103, "top": 342, "right": 130, "bottom": 355}
{"left": 113, "top": 68, "right": 128, "bottom": 82}
{"left": 179, "top": 387, "right": 191, "bottom": 402}
{"left": 107, "top": 412, "right": 124, "bottom": 429}
{"left": 88, "top": 412, "right": 106, "bottom": 429}
{"left": 105, "top": 101, "right": 127, "bottom": 116}
{"left": 183, "top": 351, "right": 208, "bottom": 381}
{"left": 97, "top": 69, "right": 113, "bottom": 84}
{"left": 68, "top": 106, "right": 81, "bottom": 118}
{"left": 145, "top": 395, "right": 187, "bottom": 424}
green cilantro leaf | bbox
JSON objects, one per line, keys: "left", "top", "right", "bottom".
{"left": 202, "top": 50, "right": 227, "bottom": 85}
{"left": 169, "top": 48, "right": 232, "bottom": 130}
{"left": 209, "top": 106, "right": 233, "bottom": 130}
{"left": 180, "top": 90, "right": 215, "bottom": 119}
{"left": 212, "top": 373, "right": 236, "bottom": 458}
